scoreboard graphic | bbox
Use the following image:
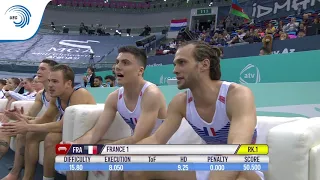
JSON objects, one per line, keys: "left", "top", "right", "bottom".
{"left": 55, "top": 144, "right": 269, "bottom": 171}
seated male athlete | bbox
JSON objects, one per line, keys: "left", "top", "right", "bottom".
{"left": 129, "top": 41, "right": 263, "bottom": 180}
{"left": 0, "top": 59, "right": 58, "bottom": 180}
{"left": 64, "top": 46, "right": 167, "bottom": 180}
{"left": 3, "top": 77, "right": 39, "bottom": 113}
{"left": 1, "top": 64, "right": 96, "bottom": 180}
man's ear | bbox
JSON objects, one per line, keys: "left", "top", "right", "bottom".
{"left": 200, "top": 59, "right": 210, "bottom": 72}
{"left": 139, "top": 66, "right": 145, "bottom": 76}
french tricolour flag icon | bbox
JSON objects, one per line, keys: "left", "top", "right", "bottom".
{"left": 85, "top": 145, "right": 98, "bottom": 155}
{"left": 203, "top": 127, "right": 216, "bottom": 136}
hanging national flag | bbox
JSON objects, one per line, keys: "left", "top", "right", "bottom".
{"left": 85, "top": 145, "right": 98, "bottom": 155}
{"left": 170, "top": 18, "right": 188, "bottom": 31}
{"left": 230, "top": 0, "right": 250, "bottom": 20}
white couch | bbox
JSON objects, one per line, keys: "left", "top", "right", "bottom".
{"left": 2, "top": 99, "right": 320, "bottom": 180}
{"left": 63, "top": 105, "right": 320, "bottom": 180}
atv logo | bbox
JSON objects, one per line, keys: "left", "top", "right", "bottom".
{"left": 239, "top": 64, "right": 261, "bottom": 84}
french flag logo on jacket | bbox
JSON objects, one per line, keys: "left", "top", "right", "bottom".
{"left": 170, "top": 18, "right": 187, "bottom": 31}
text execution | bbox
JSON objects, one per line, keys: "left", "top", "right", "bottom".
{"left": 64, "top": 156, "right": 91, "bottom": 163}
{"left": 105, "top": 156, "right": 131, "bottom": 162}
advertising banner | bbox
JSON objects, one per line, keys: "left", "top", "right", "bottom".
{"left": 243, "top": 0, "right": 320, "bottom": 21}
{"left": 0, "top": 34, "right": 140, "bottom": 64}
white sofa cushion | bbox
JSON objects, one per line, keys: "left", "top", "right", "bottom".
{"left": 10, "top": 101, "right": 34, "bottom": 114}
{"left": 63, "top": 104, "right": 106, "bottom": 142}
{"left": 267, "top": 118, "right": 320, "bottom": 180}
{"left": 9, "top": 137, "right": 16, "bottom": 151}
{"left": 256, "top": 116, "right": 304, "bottom": 144}
{"left": 38, "top": 141, "right": 44, "bottom": 165}
{"left": 310, "top": 143, "right": 320, "bottom": 180}
{"left": 0, "top": 99, "right": 8, "bottom": 112}
{"left": 63, "top": 104, "right": 132, "bottom": 141}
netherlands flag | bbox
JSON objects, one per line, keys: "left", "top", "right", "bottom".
{"left": 203, "top": 127, "right": 217, "bottom": 136}
{"left": 170, "top": 18, "right": 187, "bottom": 31}
{"left": 85, "top": 145, "right": 98, "bottom": 155}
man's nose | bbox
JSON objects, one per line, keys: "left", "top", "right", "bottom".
{"left": 173, "top": 66, "right": 179, "bottom": 75}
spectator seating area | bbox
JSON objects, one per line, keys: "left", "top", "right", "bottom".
{"left": 2, "top": 98, "right": 320, "bottom": 180}
{"left": 157, "top": 10, "right": 320, "bottom": 55}
{"left": 210, "top": 10, "right": 320, "bottom": 45}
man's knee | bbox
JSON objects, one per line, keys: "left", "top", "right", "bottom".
{"left": 26, "top": 132, "right": 46, "bottom": 144}
{"left": 44, "top": 133, "right": 62, "bottom": 149}
{"left": 26, "top": 132, "right": 40, "bottom": 142}
{"left": 16, "top": 134, "right": 26, "bottom": 156}
{"left": 16, "top": 134, "right": 26, "bottom": 142}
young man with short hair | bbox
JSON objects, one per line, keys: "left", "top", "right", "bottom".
{"left": 104, "top": 75, "right": 116, "bottom": 87}
{"left": 65, "top": 46, "right": 167, "bottom": 180}
{"left": 129, "top": 41, "right": 263, "bottom": 180}
{"left": 93, "top": 76, "right": 103, "bottom": 87}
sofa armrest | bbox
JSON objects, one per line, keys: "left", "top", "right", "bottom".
{"left": 267, "top": 118, "right": 320, "bottom": 180}
{"left": 62, "top": 104, "right": 104, "bottom": 141}
{"left": 11, "top": 101, "right": 35, "bottom": 115}
{"left": 256, "top": 116, "right": 304, "bottom": 144}
{"left": 63, "top": 104, "right": 131, "bottom": 142}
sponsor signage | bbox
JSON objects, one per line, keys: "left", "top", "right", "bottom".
{"left": 0, "top": 34, "right": 140, "bottom": 64}
{"left": 244, "top": 0, "right": 320, "bottom": 20}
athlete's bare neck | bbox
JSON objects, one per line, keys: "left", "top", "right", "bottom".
{"left": 123, "top": 79, "right": 146, "bottom": 99}
{"left": 190, "top": 80, "right": 222, "bottom": 107}
{"left": 59, "top": 88, "right": 74, "bottom": 103}
{"left": 42, "top": 80, "right": 49, "bottom": 92}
